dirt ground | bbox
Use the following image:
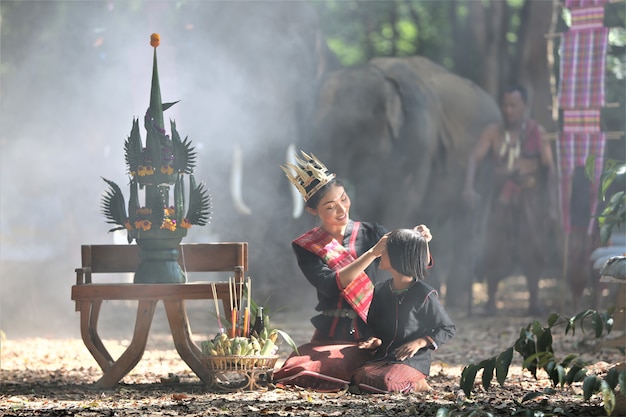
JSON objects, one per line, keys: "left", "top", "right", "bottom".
{"left": 1, "top": 276, "right": 625, "bottom": 416}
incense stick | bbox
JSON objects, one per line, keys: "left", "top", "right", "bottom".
{"left": 211, "top": 282, "right": 224, "bottom": 333}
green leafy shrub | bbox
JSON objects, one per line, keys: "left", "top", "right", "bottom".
{"left": 460, "top": 310, "right": 625, "bottom": 416}
{"left": 586, "top": 155, "right": 626, "bottom": 244}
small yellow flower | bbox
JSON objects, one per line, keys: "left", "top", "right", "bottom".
{"left": 150, "top": 33, "right": 160, "bottom": 48}
{"left": 160, "top": 165, "right": 174, "bottom": 175}
{"left": 145, "top": 166, "right": 155, "bottom": 175}
{"left": 164, "top": 206, "right": 175, "bottom": 216}
{"left": 161, "top": 218, "right": 176, "bottom": 231}
{"left": 180, "top": 218, "right": 192, "bottom": 229}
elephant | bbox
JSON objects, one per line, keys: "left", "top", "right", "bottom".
{"left": 169, "top": 1, "right": 338, "bottom": 308}
{"left": 306, "top": 56, "right": 502, "bottom": 309}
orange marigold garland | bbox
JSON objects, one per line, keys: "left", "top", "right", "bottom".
{"left": 150, "top": 33, "right": 160, "bottom": 48}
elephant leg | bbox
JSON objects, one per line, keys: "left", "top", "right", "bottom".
{"left": 482, "top": 201, "right": 515, "bottom": 314}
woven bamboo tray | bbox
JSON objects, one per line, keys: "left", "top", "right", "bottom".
{"left": 201, "top": 355, "right": 279, "bottom": 391}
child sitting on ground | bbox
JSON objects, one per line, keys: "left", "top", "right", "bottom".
{"left": 353, "top": 228, "right": 456, "bottom": 393}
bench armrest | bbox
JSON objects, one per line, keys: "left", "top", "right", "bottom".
{"left": 75, "top": 267, "right": 92, "bottom": 285}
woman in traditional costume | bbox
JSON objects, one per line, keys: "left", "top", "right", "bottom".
{"left": 273, "top": 151, "right": 432, "bottom": 392}
{"left": 353, "top": 228, "right": 456, "bottom": 393}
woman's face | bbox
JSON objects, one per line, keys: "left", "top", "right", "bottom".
{"left": 308, "top": 184, "right": 351, "bottom": 228}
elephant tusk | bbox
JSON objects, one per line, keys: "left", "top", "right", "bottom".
{"left": 231, "top": 144, "right": 252, "bottom": 215}
{"left": 287, "top": 143, "right": 304, "bottom": 219}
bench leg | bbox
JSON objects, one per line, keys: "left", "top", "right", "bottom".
{"left": 79, "top": 300, "right": 114, "bottom": 371}
{"left": 163, "top": 300, "right": 213, "bottom": 385}
{"left": 96, "top": 300, "right": 157, "bottom": 389}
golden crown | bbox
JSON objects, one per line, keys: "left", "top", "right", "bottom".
{"left": 281, "top": 151, "right": 336, "bottom": 202}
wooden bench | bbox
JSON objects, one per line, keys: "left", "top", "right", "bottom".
{"left": 71, "top": 242, "right": 248, "bottom": 389}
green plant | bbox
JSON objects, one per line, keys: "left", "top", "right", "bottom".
{"left": 460, "top": 309, "right": 625, "bottom": 416}
{"left": 101, "top": 34, "right": 211, "bottom": 242}
{"left": 586, "top": 155, "right": 626, "bottom": 244}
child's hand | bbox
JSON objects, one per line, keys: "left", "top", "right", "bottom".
{"left": 394, "top": 338, "right": 428, "bottom": 361}
{"left": 414, "top": 225, "right": 433, "bottom": 242}
{"left": 359, "top": 337, "right": 382, "bottom": 351}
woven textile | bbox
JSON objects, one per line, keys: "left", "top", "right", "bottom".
{"left": 562, "top": 109, "right": 602, "bottom": 133}
{"left": 558, "top": 27, "right": 608, "bottom": 109}
{"left": 557, "top": 132, "right": 606, "bottom": 234}
{"left": 352, "top": 361, "right": 427, "bottom": 394}
{"left": 558, "top": 0, "right": 609, "bottom": 236}
{"left": 565, "top": 0, "right": 609, "bottom": 9}
{"left": 293, "top": 222, "right": 373, "bottom": 323}
{"left": 273, "top": 342, "right": 373, "bottom": 392}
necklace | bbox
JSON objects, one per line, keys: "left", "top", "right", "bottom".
{"left": 390, "top": 281, "right": 412, "bottom": 304}
{"left": 499, "top": 122, "right": 528, "bottom": 172}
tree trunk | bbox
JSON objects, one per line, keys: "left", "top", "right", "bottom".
{"left": 467, "top": 0, "right": 507, "bottom": 98}
{"left": 512, "top": 0, "right": 558, "bottom": 132}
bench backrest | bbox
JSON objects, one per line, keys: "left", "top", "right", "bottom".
{"left": 78, "top": 242, "right": 248, "bottom": 283}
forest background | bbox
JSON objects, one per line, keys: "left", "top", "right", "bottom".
{"left": 0, "top": 0, "right": 624, "bottom": 337}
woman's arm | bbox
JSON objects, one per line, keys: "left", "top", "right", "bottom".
{"left": 336, "top": 234, "right": 387, "bottom": 288}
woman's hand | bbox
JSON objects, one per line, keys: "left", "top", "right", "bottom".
{"left": 359, "top": 337, "right": 382, "bottom": 351}
{"left": 414, "top": 225, "right": 433, "bottom": 243}
{"left": 393, "top": 338, "right": 429, "bottom": 361}
{"left": 370, "top": 233, "right": 389, "bottom": 257}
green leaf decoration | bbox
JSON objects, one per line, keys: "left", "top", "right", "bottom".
{"left": 186, "top": 174, "right": 211, "bottom": 226}
{"left": 496, "top": 347, "right": 514, "bottom": 386}
{"left": 593, "top": 311, "right": 604, "bottom": 338}
{"left": 560, "top": 353, "right": 579, "bottom": 368}
{"left": 124, "top": 118, "right": 143, "bottom": 174}
{"left": 481, "top": 357, "right": 496, "bottom": 390}
{"left": 162, "top": 100, "right": 180, "bottom": 112}
{"left": 583, "top": 375, "right": 601, "bottom": 401}
{"left": 271, "top": 329, "right": 300, "bottom": 356}
{"left": 565, "top": 364, "right": 587, "bottom": 385}
{"left": 547, "top": 313, "right": 560, "bottom": 327}
{"left": 128, "top": 177, "right": 139, "bottom": 224}
{"left": 521, "top": 391, "right": 543, "bottom": 403}
{"left": 101, "top": 177, "right": 127, "bottom": 231}
{"left": 536, "top": 327, "right": 553, "bottom": 354}
{"left": 174, "top": 174, "right": 185, "bottom": 225}
{"left": 145, "top": 121, "right": 162, "bottom": 171}
{"left": 171, "top": 120, "right": 196, "bottom": 174}
{"left": 146, "top": 187, "right": 164, "bottom": 226}
{"left": 605, "top": 367, "right": 623, "bottom": 390}
{"left": 128, "top": 177, "right": 140, "bottom": 243}
{"left": 585, "top": 153, "right": 597, "bottom": 183}
{"left": 460, "top": 364, "right": 480, "bottom": 397}
{"left": 601, "top": 380, "right": 616, "bottom": 416}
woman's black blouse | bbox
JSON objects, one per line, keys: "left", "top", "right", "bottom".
{"left": 292, "top": 220, "right": 387, "bottom": 340}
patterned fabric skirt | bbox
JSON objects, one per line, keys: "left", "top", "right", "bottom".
{"left": 273, "top": 342, "right": 373, "bottom": 392}
{"left": 352, "top": 361, "right": 427, "bottom": 394}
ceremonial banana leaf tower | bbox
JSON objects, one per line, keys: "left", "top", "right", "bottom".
{"left": 101, "top": 34, "right": 211, "bottom": 283}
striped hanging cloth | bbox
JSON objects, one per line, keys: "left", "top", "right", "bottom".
{"left": 557, "top": 0, "right": 609, "bottom": 235}
{"left": 558, "top": 108, "right": 606, "bottom": 235}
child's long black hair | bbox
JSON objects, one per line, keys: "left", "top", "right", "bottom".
{"left": 386, "top": 229, "right": 429, "bottom": 280}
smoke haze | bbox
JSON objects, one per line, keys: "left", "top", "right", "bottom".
{"left": 0, "top": 1, "right": 323, "bottom": 339}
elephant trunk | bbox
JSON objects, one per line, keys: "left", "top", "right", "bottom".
{"left": 230, "top": 144, "right": 252, "bottom": 215}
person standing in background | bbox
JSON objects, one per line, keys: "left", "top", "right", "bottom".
{"left": 463, "top": 85, "right": 558, "bottom": 316}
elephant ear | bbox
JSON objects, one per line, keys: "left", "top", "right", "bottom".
{"left": 372, "top": 58, "right": 440, "bottom": 155}
{"left": 370, "top": 58, "right": 441, "bottom": 217}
